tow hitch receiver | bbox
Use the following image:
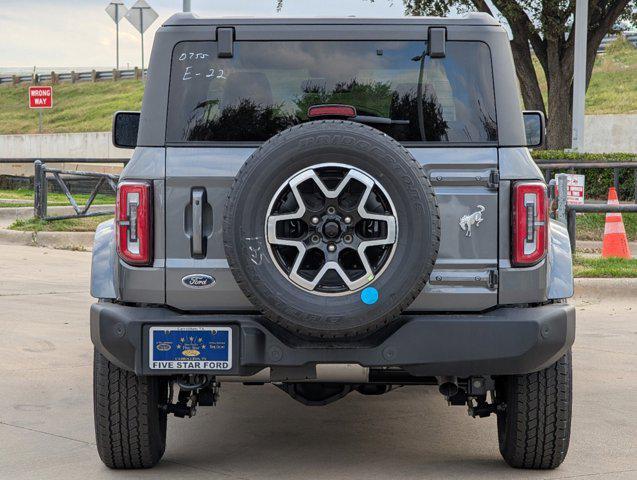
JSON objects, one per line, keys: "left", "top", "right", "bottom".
{"left": 468, "top": 397, "right": 502, "bottom": 418}
{"left": 162, "top": 376, "right": 220, "bottom": 418}
{"left": 438, "top": 376, "right": 502, "bottom": 418}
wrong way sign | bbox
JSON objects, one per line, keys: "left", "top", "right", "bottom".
{"left": 29, "top": 86, "right": 53, "bottom": 109}
{"left": 555, "top": 173, "right": 585, "bottom": 205}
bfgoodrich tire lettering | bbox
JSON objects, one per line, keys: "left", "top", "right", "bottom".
{"left": 223, "top": 120, "right": 440, "bottom": 339}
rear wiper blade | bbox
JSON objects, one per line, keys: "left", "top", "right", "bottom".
{"left": 351, "top": 115, "right": 410, "bottom": 126}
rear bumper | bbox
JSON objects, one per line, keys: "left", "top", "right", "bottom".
{"left": 90, "top": 302, "right": 575, "bottom": 377}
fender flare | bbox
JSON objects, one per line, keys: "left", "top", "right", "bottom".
{"left": 547, "top": 220, "right": 574, "bottom": 300}
{"left": 90, "top": 219, "right": 117, "bottom": 299}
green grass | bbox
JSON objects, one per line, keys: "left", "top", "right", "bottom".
{"left": 573, "top": 255, "right": 637, "bottom": 278}
{"left": 576, "top": 212, "right": 637, "bottom": 242}
{"left": 535, "top": 36, "right": 637, "bottom": 115}
{"left": 0, "top": 188, "right": 115, "bottom": 207}
{"left": 0, "top": 81, "right": 143, "bottom": 134}
{"left": 9, "top": 215, "right": 113, "bottom": 232}
{"left": 586, "top": 37, "right": 637, "bottom": 114}
{"left": 532, "top": 151, "right": 636, "bottom": 161}
{"left": 0, "top": 201, "right": 32, "bottom": 208}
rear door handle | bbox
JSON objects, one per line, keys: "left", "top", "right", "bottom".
{"left": 191, "top": 188, "right": 205, "bottom": 257}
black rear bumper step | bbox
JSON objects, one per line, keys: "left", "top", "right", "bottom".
{"left": 91, "top": 302, "right": 575, "bottom": 377}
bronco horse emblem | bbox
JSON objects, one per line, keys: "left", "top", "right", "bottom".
{"left": 459, "top": 205, "right": 485, "bottom": 237}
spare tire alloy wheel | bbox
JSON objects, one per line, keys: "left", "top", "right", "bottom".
{"left": 223, "top": 121, "right": 440, "bottom": 339}
{"left": 266, "top": 163, "right": 397, "bottom": 295}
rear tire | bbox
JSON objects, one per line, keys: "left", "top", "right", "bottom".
{"left": 496, "top": 350, "right": 572, "bottom": 469}
{"left": 93, "top": 350, "right": 168, "bottom": 469}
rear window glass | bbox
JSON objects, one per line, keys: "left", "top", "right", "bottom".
{"left": 167, "top": 41, "right": 497, "bottom": 143}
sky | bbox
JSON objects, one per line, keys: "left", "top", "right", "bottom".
{"left": 0, "top": 0, "right": 418, "bottom": 71}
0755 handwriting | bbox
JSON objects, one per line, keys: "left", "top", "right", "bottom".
{"left": 178, "top": 52, "right": 210, "bottom": 61}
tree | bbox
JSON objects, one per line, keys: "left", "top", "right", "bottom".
{"left": 278, "top": 0, "right": 636, "bottom": 148}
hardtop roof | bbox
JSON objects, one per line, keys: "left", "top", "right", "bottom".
{"left": 163, "top": 12, "right": 500, "bottom": 28}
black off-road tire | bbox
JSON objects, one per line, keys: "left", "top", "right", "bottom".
{"left": 93, "top": 350, "right": 169, "bottom": 469}
{"left": 496, "top": 350, "right": 572, "bottom": 469}
{"left": 223, "top": 120, "right": 440, "bottom": 339}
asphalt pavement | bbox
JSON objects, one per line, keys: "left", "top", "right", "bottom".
{"left": 0, "top": 244, "right": 635, "bottom": 480}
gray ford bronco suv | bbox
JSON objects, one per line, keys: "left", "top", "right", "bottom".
{"left": 92, "top": 12, "right": 575, "bottom": 470}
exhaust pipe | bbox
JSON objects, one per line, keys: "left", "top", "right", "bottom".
{"left": 221, "top": 364, "right": 369, "bottom": 383}
{"left": 437, "top": 376, "right": 459, "bottom": 397}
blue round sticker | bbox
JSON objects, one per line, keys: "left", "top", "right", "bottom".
{"left": 361, "top": 287, "right": 379, "bottom": 305}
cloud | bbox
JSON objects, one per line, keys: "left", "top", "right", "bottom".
{"left": 0, "top": 0, "right": 406, "bottom": 69}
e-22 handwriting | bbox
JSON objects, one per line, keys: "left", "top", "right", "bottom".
{"left": 182, "top": 66, "right": 227, "bottom": 81}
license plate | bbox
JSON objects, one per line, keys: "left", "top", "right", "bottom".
{"left": 149, "top": 326, "right": 232, "bottom": 370}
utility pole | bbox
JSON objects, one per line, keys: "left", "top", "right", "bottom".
{"left": 571, "top": 0, "right": 589, "bottom": 151}
{"left": 183, "top": 0, "right": 191, "bottom": 12}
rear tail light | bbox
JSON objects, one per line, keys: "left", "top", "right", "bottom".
{"left": 116, "top": 181, "right": 152, "bottom": 266}
{"left": 512, "top": 181, "right": 548, "bottom": 266}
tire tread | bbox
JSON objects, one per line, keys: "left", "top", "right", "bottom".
{"left": 499, "top": 351, "right": 572, "bottom": 469}
{"left": 93, "top": 350, "right": 166, "bottom": 469}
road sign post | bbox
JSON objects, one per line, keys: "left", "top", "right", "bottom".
{"left": 29, "top": 86, "right": 52, "bottom": 134}
{"left": 125, "top": 0, "right": 158, "bottom": 80}
{"left": 105, "top": 2, "right": 129, "bottom": 70}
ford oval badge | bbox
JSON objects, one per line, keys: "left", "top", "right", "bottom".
{"left": 182, "top": 274, "right": 216, "bottom": 289}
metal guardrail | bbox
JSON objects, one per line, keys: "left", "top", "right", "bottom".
{"left": 565, "top": 203, "right": 637, "bottom": 252}
{"left": 33, "top": 160, "right": 119, "bottom": 221}
{"left": 552, "top": 172, "right": 637, "bottom": 253}
{"left": 16, "top": 157, "right": 637, "bottom": 249}
{"left": 598, "top": 31, "right": 637, "bottom": 52}
{"left": 0, "top": 68, "right": 146, "bottom": 86}
{"left": 537, "top": 159, "right": 637, "bottom": 204}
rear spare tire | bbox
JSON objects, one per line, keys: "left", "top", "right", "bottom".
{"left": 223, "top": 120, "right": 439, "bottom": 339}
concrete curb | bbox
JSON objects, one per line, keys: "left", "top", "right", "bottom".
{"left": 573, "top": 278, "right": 637, "bottom": 299}
{"left": 0, "top": 228, "right": 95, "bottom": 250}
{"left": 577, "top": 240, "right": 637, "bottom": 255}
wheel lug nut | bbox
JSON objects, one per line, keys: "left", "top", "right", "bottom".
{"left": 344, "top": 216, "right": 352, "bottom": 224}
{"left": 311, "top": 216, "right": 320, "bottom": 225}
{"left": 327, "top": 243, "right": 336, "bottom": 252}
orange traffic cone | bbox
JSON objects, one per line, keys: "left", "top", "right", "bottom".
{"left": 601, "top": 187, "right": 631, "bottom": 259}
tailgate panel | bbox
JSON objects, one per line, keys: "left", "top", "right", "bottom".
{"left": 408, "top": 148, "right": 498, "bottom": 311}
{"left": 165, "top": 147, "right": 498, "bottom": 312}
